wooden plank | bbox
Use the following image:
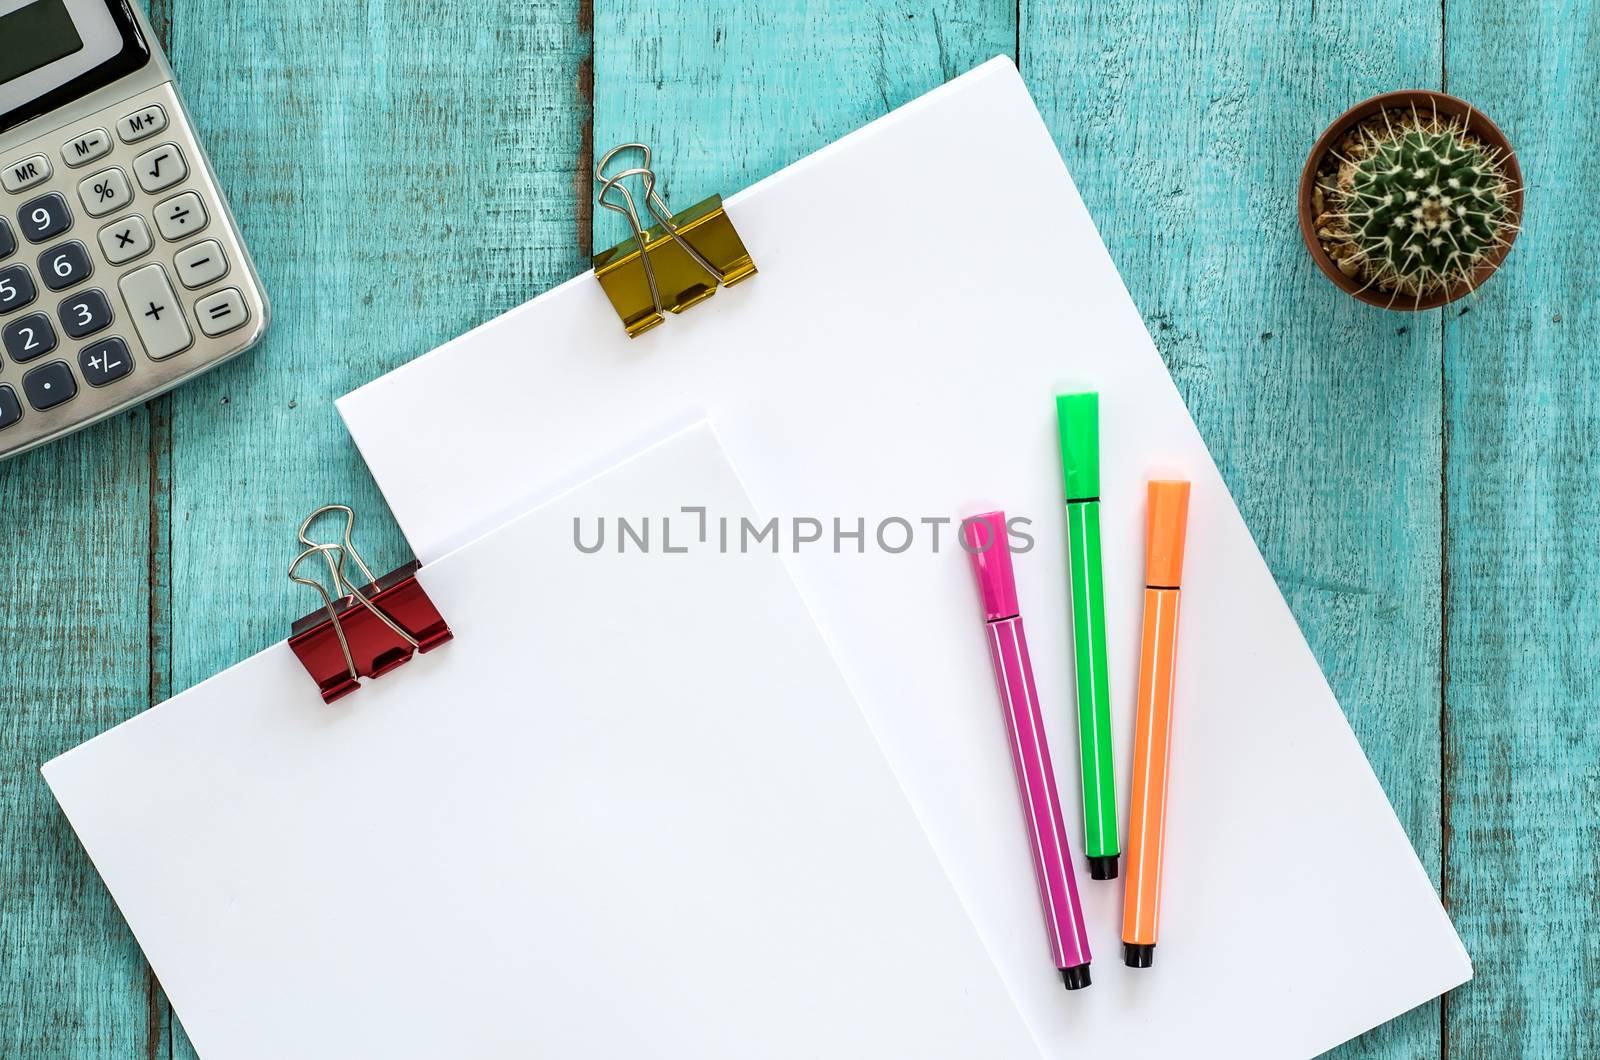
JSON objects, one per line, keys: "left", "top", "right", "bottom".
{"left": 0, "top": 416, "right": 157, "bottom": 1057}
{"left": 591, "top": 0, "right": 1014, "bottom": 251}
{"left": 0, "top": 1, "right": 176, "bottom": 1052}
{"left": 1442, "top": 1, "right": 1600, "bottom": 1055}
{"left": 161, "top": 0, "right": 587, "bottom": 1054}
{"left": 1020, "top": 3, "right": 1445, "bottom": 1057}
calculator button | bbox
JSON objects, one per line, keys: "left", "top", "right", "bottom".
{"left": 119, "top": 264, "right": 191, "bottom": 359}
{"left": 0, "top": 385, "right": 20, "bottom": 429}
{"left": 62, "top": 128, "right": 112, "bottom": 168}
{"left": 39, "top": 241, "right": 92, "bottom": 292}
{"left": 18, "top": 193, "right": 71, "bottom": 243}
{"left": 3, "top": 312, "right": 57, "bottom": 362}
{"left": 154, "top": 192, "right": 207, "bottom": 241}
{"left": 59, "top": 289, "right": 112, "bottom": 339}
{"left": 2, "top": 155, "right": 51, "bottom": 194}
{"left": 77, "top": 167, "right": 132, "bottom": 217}
{"left": 79, "top": 337, "right": 134, "bottom": 387}
{"left": 98, "top": 215, "right": 152, "bottom": 265}
{"left": 174, "top": 240, "right": 228, "bottom": 289}
{"left": 117, "top": 104, "right": 168, "bottom": 143}
{"left": 195, "top": 287, "right": 248, "bottom": 337}
{"left": 135, "top": 143, "right": 186, "bottom": 194}
{"left": 0, "top": 264, "right": 37, "bottom": 314}
{"left": 0, "top": 218, "right": 13, "bottom": 260}
{"left": 22, "top": 360, "right": 77, "bottom": 410}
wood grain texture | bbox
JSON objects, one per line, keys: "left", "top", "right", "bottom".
{"left": 592, "top": 0, "right": 1014, "bottom": 250}
{"left": 163, "top": 0, "right": 586, "bottom": 1055}
{"left": 1442, "top": 1, "right": 1600, "bottom": 1055}
{"left": 5, "top": 0, "right": 1599, "bottom": 1056}
{"left": 0, "top": 418, "right": 156, "bottom": 1059}
{"left": 1020, "top": 3, "right": 1446, "bottom": 1057}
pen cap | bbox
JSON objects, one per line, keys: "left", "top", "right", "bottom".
{"left": 963, "top": 511, "right": 1020, "bottom": 621}
{"left": 1055, "top": 392, "right": 1101, "bottom": 501}
{"left": 1145, "top": 480, "right": 1191, "bottom": 587}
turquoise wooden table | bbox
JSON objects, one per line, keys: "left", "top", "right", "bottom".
{"left": 2, "top": 0, "right": 1594, "bottom": 1056}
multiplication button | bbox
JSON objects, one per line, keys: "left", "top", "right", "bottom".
{"left": 119, "top": 263, "right": 191, "bottom": 359}
{"left": 98, "top": 215, "right": 152, "bottom": 265}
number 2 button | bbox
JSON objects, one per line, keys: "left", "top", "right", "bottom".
{"left": 3, "top": 312, "right": 56, "bottom": 362}
{"left": 59, "top": 289, "right": 112, "bottom": 339}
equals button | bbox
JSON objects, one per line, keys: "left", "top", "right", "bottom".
{"left": 195, "top": 288, "right": 248, "bottom": 337}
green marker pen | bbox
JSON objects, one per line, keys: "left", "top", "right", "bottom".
{"left": 1055, "top": 392, "right": 1120, "bottom": 880}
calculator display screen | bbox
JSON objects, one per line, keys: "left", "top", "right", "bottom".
{"left": 0, "top": 2, "right": 84, "bottom": 84}
{"left": 0, "top": 0, "right": 147, "bottom": 135}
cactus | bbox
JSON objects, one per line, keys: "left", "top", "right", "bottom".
{"left": 1320, "top": 108, "right": 1517, "bottom": 303}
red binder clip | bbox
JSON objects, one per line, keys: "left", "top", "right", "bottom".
{"left": 287, "top": 505, "right": 453, "bottom": 703}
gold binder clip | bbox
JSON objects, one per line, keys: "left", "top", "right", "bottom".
{"left": 592, "top": 143, "right": 756, "bottom": 337}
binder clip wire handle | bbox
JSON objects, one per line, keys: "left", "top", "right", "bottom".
{"left": 592, "top": 143, "right": 756, "bottom": 337}
{"left": 287, "top": 504, "right": 450, "bottom": 704}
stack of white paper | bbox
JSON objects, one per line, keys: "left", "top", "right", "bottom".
{"left": 45, "top": 425, "right": 1043, "bottom": 1060}
{"left": 338, "top": 56, "right": 1471, "bottom": 1057}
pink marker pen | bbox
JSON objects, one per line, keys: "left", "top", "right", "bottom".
{"left": 964, "top": 510, "right": 1093, "bottom": 990}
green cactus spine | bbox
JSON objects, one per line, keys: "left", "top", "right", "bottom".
{"left": 1320, "top": 108, "right": 1517, "bottom": 302}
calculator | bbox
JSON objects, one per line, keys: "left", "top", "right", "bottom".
{"left": 0, "top": 0, "right": 268, "bottom": 458}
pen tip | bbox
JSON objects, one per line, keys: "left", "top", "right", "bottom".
{"left": 1087, "top": 855, "right": 1119, "bottom": 881}
{"left": 1061, "top": 963, "right": 1092, "bottom": 991}
{"left": 1123, "top": 943, "right": 1154, "bottom": 969}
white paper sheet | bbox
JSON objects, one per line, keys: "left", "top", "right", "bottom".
{"left": 337, "top": 57, "right": 1471, "bottom": 1057}
{"left": 43, "top": 424, "right": 1043, "bottom": 1060}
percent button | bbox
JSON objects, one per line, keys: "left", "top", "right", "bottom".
{"left": 77, "top": 167, "right": 133, "bottom": 218}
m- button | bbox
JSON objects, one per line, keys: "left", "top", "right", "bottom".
{"left": 62, "top": 129, "right": 112, "bottom": 168}
{"left": 117, "top": 104, "right": 169, "bottom": 143}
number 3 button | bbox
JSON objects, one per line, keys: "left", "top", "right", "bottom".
{"left": 59, "top": 289, "right": 112, "bottom": 339}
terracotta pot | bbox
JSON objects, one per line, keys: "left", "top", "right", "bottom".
{"left": 1297, "top": 89, "right": 1523, "bottom": 310}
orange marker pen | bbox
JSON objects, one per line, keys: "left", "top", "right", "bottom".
{"left": 1122, "top": 479, "right": 1190, "bottom": 969}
